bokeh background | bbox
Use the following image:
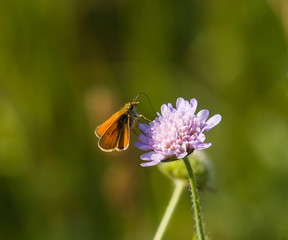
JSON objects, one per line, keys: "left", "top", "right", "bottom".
{"left": 1, "top": 0, "right": 288, "bottom": 239}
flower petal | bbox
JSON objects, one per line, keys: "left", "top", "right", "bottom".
{"left": 138, "top": 123, "right": 149, "bottom": 132}
{"left": 133, "top": 142, "right": 152, "bottom": 150}
{"left": 177, "top": 152, "right": 188, "bottom": 159}
{"left": 176, "top": 97, "right": 185, "bottom": 110}
{"left": 203, "top": 114, "right": 222, "bottom": 131}
{"left": 140, "top": 160, "right": 161, "bottom": 167}
{"left": 197, "top": 109, "right": 209, "bottom": 122}
{"left": 190, "top": 98, "right": 198, "bottom": 115}
{"left": 161, "top": 104, "right": 171, "bottom": 116}
{"left": 140, "top": 152, "right": 166, "bottom": 161}
{"left": 138, "top": 134, "right": 150, "bottom": 144}
{"left": 197, "top": 133, "right": 206, "bottom": 142}
{"left": 167, "top": 103, "right": 173, "bottom": 110}
{"left": 195, "top": 142, "right": 212, "bottom": 150}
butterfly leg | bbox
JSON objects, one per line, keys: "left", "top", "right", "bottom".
{"left": 130, "top": 128, "right": 139, "bottom": 136}
{"left": 139, "top": 114, "right": 152, "bottom": 122}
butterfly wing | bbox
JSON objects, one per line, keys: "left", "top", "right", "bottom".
{"left": 95, "top": 111, "right": 122, "bottom": 138}
{"left": 116, "top": 116, "right": 130, "bottom": 151}
{"left": 98, "top": 114, "right": 129, "bottom": 152}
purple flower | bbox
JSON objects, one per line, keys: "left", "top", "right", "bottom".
{"left": 133, "top": 97, "right": 222, "bottom": 167}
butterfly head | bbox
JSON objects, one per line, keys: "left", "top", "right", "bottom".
{"left": 126, "top": 101, "right": 139, "bottom": 112}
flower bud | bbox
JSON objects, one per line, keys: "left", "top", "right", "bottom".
{"left": 158, "top": 151, "right": 213, "bottom": 190}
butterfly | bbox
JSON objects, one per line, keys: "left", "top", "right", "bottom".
{"left": 95, "top": 99, "right": 149, "bottom": 152}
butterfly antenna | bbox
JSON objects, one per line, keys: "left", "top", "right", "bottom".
{"left": 135, "top": 92, "right": 157, "bottom": 116}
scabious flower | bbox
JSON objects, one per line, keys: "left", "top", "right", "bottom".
{"left": 133, "top": 97, "right": 221, "bottom": 167}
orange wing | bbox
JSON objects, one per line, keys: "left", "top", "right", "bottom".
{"left": 95, "top": 111, "right": 122, "bottom": 138}
{"left": 98, "top": 115, "right": 129, "bottom": 152}
{"left": 116, "top": 117, "right": 130, "bottom": 151}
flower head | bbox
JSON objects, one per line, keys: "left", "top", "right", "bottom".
{"left": 133, "top": 97, "right": 221, "bottom": 167}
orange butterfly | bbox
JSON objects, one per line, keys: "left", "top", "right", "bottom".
{"left": 95, "top": 99, "right": 149, "bottom": 152}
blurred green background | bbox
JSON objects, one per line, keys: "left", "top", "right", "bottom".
{"left": 0, "top": 0, "right": 288, "bottom": 239}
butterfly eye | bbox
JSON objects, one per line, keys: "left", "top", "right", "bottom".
{"left": 128, "top": 104, "right": 134, "bottom": 111}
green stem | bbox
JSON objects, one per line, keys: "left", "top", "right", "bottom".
{"left": 153, "top": 180, "right": 185, "bottom": 240}
{"left": 183, "top": 156, "right": 206, "bottom": 240}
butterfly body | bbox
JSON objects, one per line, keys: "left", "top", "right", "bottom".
{"left": 95, "top": 101, "right": 140, "bottom": 152}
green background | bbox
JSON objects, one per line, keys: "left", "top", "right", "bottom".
{"left": 0, "top": 0, "right": 288, "bottom": 239}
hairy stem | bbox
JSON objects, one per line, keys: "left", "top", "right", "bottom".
{"left": 183, "top": 156, "right": 206, "bottom": 240}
